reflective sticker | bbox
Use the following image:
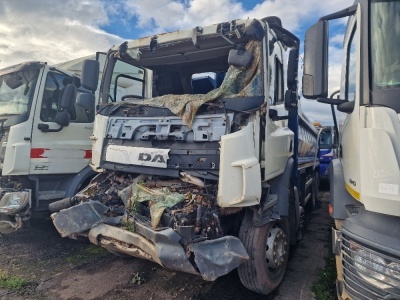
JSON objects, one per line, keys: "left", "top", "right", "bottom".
{"left": 105, "top": 145, "right": 169, "bottom": 168}
{"left": 30, "top": 148, "right": 91, "bottom": 159}
{"left": 378, "top": 183, "right": 399, "bottom": 196}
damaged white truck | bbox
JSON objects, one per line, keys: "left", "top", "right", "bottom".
{"left": 51, "top": 17, "right": 319, "bottom": 294}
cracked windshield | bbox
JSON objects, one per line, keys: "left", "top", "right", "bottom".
{"left": 0, "top": 69, "right": 40, "bottom": 115}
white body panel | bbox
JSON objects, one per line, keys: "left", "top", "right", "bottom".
{"left": 339, "top": 13, "right": 361, "bottom": 201}
{"left": 218, "top": 122, "right": 261, "bottom": 207}
{"left": 29, "top": 66, "right": 92, "bottom": 175}
{"left": 105, "top": 145, "right": 169, "bottom": 168}
{"left": 90, "top": 114, "right": 109, "bottom": 170}
{"left": 360, "top": 107, "right": 400, "bottom": 216}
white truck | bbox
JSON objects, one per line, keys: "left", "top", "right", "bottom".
{"left": 0, "top": 59, "right": 100, "bottom": 228}
{"left": 51, "top": 17, "right": 319, "bottom": 295}
{"left": 303, "top": 1, "right": 400, "bottom": 299}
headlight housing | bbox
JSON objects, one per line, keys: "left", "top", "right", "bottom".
{"left": 351, "top": 243, "right": 400, "bottom": 290}
{"left": 0, "top": 190, "right": 30, "bottom": 215}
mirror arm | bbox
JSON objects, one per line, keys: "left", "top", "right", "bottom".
{"left": 317, "top": 97, "right": 348, "bottom": 105}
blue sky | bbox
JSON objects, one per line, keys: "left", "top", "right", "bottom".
{"left": 0, "top": 0, "right": 351, "bottom": 124}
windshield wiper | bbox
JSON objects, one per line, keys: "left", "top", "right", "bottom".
{"left": 0, "top": 113, "right": 20, "bottom": 117}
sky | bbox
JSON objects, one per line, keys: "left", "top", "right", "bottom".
{"left": 0, "top": 0, "right": 352, "bottom": 125}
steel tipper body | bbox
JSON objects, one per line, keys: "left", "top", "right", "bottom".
{"left": 303, "top": 1, "right": 400, "bottom": 299}
{"left": 0, "top": 61, "right": 98, "bottom": 228}
{"left": 51, "top": 17, "right": 319, "bottom": 295}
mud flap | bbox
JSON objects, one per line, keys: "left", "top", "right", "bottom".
{"left": 189, "top": 236, "right": 249, "bottom": 281}
{"left": 51, "top": 201, "right": 122, "bottom": 237}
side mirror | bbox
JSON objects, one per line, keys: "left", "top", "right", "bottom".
{"left": 59, "top": 84, "right": 77, "bottom": 110}
{"left": 6, "top": 76, "right": 23, "bottom": 89}
{"left": 54, "top": 110, "right": 70, "bottom": 127}
{"left": 302, "top": 20, "right": 329, "bottom": 99}
{"left": 76, "top": 93, "right": 95, "bottom": 111}
{"left": 81, "top": 59, "right": 99, "bottom": 92}
{"left": 54, "top": 84, "right": 76, "bottom": 127}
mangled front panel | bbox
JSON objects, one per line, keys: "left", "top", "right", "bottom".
{"left": 51, "top": 172, "right": 249, "bottom": 280}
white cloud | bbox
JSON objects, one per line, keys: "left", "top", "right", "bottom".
{"left": 120, "top": 0, "right": 351, "bottom": 35}
{"left": 0, "top": 0, "right": 352, "bottom": 124}
{"left": 0, "top": 0, "right": 123, "bottom": 68}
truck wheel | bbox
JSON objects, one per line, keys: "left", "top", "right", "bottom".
{"left": 238, "top": 213, "right": 290, "bottom": 295}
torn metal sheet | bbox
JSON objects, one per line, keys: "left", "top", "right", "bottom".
{"left": 51, "top": 201, "right": 122, "bottom": 237}
{"left": 189, "top": 236, "right": 249, "bottom": 281}
{"left": 124, "top": 39, "right": 262, "bottom": 127}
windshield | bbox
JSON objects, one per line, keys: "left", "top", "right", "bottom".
{"left": 0, "top": 69, "right": 40, "bottom": 116}
{"left": 370, "top": 0, "right": 400, "bottom": 89}
{"left": 319, "top": 130, "right": 332, "bottom": 149}
{"left": 110, "top": 60, "right": 144, "bottom": 102}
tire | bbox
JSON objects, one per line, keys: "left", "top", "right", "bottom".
{"left": 238, "top": 213, "right": 290, "bottom": 295}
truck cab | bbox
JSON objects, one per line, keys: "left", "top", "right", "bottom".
{"left": 303, "top": 1, "right": 400, "bottom": 299}
{"left": 0, "top": 61, "right": 98, "bottom": 228}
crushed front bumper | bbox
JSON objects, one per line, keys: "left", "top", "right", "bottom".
{"left": 52, "top": 201, "right": 249, "bottom": 281}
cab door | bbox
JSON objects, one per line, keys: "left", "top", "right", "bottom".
{"left": 30, "top": 66, "right": 93, "bottom": 175}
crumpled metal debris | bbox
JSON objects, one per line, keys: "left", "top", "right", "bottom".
{"left": 189, "top": 236, "right": 249, "bottom": 281}
{"left": 51, "top": 201, "right": 122, "bottom": 237}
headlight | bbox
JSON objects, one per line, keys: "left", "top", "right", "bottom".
{"left": 387, "top": 262, "right": 400, "bottom": 281}
{"left": 0, "top": 191, "right": 30, "bottom": 215}
{"left": 352, "top": 246, "right": 400, "bottom": 289}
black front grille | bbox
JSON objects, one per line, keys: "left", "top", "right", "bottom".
{"left": 341, "top": 235, "right": 400, "bottom": 300}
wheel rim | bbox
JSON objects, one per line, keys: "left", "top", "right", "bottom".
{"left": 265, "top": 225, "right": 288, "bottom": 269}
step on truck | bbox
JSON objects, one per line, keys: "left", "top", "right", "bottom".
{"left": 302, "top": 1, "right": 400, "bottom": 299}
{"left": 0, "top": 59, "right": 100, "bottom": 228}
{"left": 51, "top": 17, "right": 319, "bottom": 295}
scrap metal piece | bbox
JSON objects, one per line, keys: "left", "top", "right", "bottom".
{"left": 189, "top": 236, "right": 249, "bottom": 281}
{"left": 51, "top": 201, "right": 122, "bottom": 237}
{"left": 88, "top": 222, "right": 199, "bottom": 275}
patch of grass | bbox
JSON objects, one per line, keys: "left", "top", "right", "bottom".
{"left": 65, "top": 244, "right": 107, "bottom": 263}
{"left": 131, "top": 272, "right": 145, "bottom": 285}
{"left": 0, "top": 270, "right": 28, "bottom": 290}
{"left": 85, "top": 244, "right": 107, "bottom": 255}
{"left": 311, "top": 255, "right": 337, "bottom": 300}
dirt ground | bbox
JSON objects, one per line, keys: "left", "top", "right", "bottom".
{"left": 0, "top": 189, "right": 332, "bottom": 300}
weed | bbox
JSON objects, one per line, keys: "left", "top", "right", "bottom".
{"left": 85, "top": 244, "right": 107, "bottom": 255}
{"left": 0, "top": 270, "right": 28, "bottom": 290}
{"left": 311, "top": 255, "right": 337, "bottom": 300}
{"left": 131, "top": 272, "right": 145, "bottom": 285}
{"left": 66, "top": 244, "right": 107, "bottom": 263}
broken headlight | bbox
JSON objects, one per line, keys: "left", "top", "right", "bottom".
{"left": 0, "top": 191, "right": 30, "bottom": 215}
{"left": 352, "top": 246, "right": 400, "bottom": 289}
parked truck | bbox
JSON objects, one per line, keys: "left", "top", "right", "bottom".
{"left": 0, "top": 59, "right": 99, "bottom": 228}
{"left": 303, "top": 1, "right": 400, "bottom": 299}
{"left": 51, "top": 17, "right": 319, "bottom": 294}
{"left": 313, "top": 122, "right": 334, "bottom": 182}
